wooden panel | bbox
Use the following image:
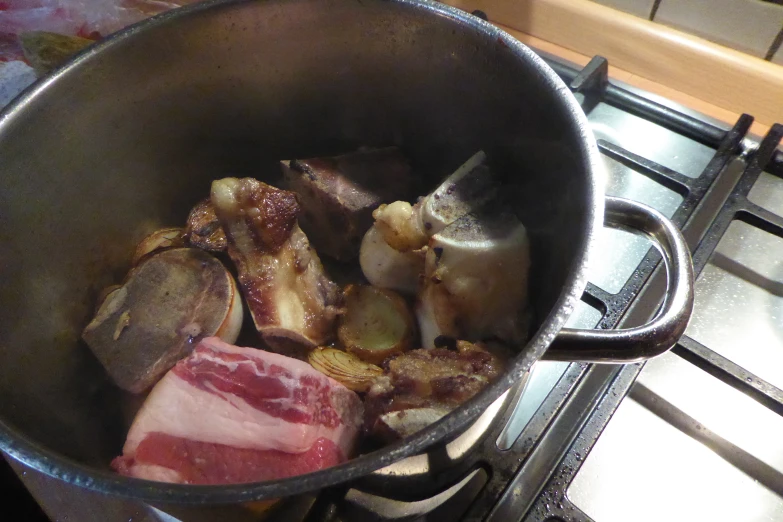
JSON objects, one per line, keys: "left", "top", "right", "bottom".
{"left": 654, "top": 0, "right": 783, "bottom": 58}
{"left": 495, "top": 24, "right": 771, "bottom": 137}
{"left": 590, "top": 0, "right": 654, "bottom": 19}
{"left": 444, "top": 0, "right": 783, "bottom": 128}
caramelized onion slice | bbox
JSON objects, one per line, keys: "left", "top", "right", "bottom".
{"left": 308, "top": 347, "right": 383, "bottom": 393}
{"left": 338, "top": 284, "right": 415, "bottom": 365}
{"left": 131, "top": 228, "right": 185, "bottom": 266}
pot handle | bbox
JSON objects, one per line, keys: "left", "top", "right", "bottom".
{"left": 543, "top": 196, "right": 694, "bottom": 363}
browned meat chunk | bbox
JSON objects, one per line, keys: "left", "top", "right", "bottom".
{"left": 364, "top": 341, "right": 507, "bottom": 438}
{"left": 81, "top": 248, "right": 242, "bottom": 393}
{"left": 211, "top": 178, "right": 342, "bottom": 358}
{"left": 185, "top": 199, "right": 227, "bottom": 252}
{"left": 281, "top": 147, "right": 412, "bottom": 261}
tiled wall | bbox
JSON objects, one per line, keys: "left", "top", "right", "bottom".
{"left": 592, "top": 0, "right": 783, "bottom": 61}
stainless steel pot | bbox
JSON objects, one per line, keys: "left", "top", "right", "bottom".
{"left": 0, "top": 0, "right": 693, "bottom": 505}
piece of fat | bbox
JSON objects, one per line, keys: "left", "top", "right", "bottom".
{"left": 359, "top": 223, "right": 424, "bottom": 294}
{"left": 374, "top": 407, "right": 451, "bottom": 442}
{"left": 416, "top": 207, "right": 530, "bottom": 349}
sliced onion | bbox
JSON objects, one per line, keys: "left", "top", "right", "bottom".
{"left": 308, "top": 347, "right": 383, "bottom": 392}
{"left": 131, "top": 228, "right": 185, "bottom": 266}
{"left": 338, "top": 284, "right": 415, "bottom": 365}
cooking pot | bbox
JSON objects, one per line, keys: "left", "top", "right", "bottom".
{"left": 0, "top": 0, "right": 694, "bottom": 506}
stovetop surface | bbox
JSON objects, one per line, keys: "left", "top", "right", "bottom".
{"left": 7, "top": 47, "right": 783, "bottom": 522}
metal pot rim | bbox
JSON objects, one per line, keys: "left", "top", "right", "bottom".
{"left": 0, "top": 0, "right": 603, "bottom": 504}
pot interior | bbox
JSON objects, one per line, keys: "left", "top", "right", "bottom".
{"left": 0, "top": 0, "right": 594, "bottom": 489}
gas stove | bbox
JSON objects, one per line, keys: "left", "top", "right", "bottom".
{"left": 7, "top": 45, "right": 783, "bottom": 522}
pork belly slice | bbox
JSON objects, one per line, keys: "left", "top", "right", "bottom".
{"left": 281, "top": 147, "right": 412, "bottom": 261}
{"left": 211, "top": 178, "right": 342, "bottom": 357}
{"left": 113, "top": 337, "right": 363, "bottom": 484}
{"left": 113, "top": 433, "right": 343, "bottom": 485}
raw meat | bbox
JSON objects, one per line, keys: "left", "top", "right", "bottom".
{"left": 0, "top": 33, "right": 25, "bottom": 63}
{"left": 281, "top": 147, "right": 412, "bottom": 261}
{"left": 113, "top": 337, "right": 364, "bottom": 484}
{"left": 211, "top": 177, "right": 342, "bottom": 358}
{"left": 113, "top": 433, "right": 343, "bottom": 484}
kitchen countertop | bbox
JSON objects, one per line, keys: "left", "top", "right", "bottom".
{"left": 444, "top": 0, "right": 783, "bottom": 136}
{"left": 494, "top": 25, "right": 773, "bottom": 138}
